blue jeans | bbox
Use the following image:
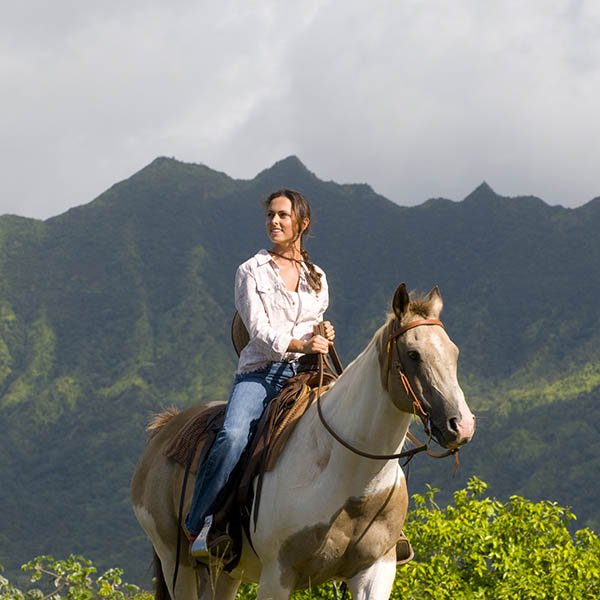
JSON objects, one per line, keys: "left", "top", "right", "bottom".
{"left": 184, "top": 361, "right": 298, "bottom": 534}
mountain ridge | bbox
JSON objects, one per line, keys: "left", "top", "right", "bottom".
{"left": 6, "top": 156, "right": 598, "bottom": 224}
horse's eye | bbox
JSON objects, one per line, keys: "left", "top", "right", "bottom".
{"left": 407, "top": 351, "right": 420, "bottom": 362}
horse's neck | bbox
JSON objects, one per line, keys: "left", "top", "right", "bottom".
{"left": 312, "top": 338, "right": 413, "bottom": 487}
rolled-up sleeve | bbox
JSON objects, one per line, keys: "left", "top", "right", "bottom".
{"left": 235, "top": 266, "right": 292, "bottom": 361}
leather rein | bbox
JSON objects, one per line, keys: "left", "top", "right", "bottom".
{"left": 315, "top": 319, "right": 460, "bottom": 469}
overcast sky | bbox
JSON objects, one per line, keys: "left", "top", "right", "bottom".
{"left": 2, "top": 0, "right": 599, "bottom": 219}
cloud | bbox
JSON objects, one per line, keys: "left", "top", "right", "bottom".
{"left": 1, "top": 0, "right": 599, "bottom": 218}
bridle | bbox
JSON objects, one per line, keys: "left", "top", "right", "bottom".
{"left": 316, "top": 319, "right": 460, "bottom": 469}
{"left": 384, "top": 318, "right": 445, "bottom": 431}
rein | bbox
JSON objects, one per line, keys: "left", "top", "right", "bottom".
{"left": 316, "top": 320, "right": 460, "bottom": 469}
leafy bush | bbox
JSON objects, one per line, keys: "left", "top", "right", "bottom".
{"left": 241, "top": 478, "right": 600, "bottom": 599}
{"left": 0, "top": 555, "right": 151, "bottom": 600}
{"left": 394, "top": 477, "right": 600, "bottom": 599}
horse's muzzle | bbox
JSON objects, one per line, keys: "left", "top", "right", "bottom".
{"left": 431, "top": 406, "right": 475, "bottom": 449}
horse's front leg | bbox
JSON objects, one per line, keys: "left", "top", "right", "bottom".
{"left": 256, "top": 562, "right": 294, "bottom": 600}
{"left": 346, "top": 549, "right": 397, "bottom": 600}
{"left": 197, "top": 568, "right": 241, "bottom": 600}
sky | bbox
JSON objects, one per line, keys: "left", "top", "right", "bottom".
{"left": 2, "top": 0, "right": 600, "bottom": 219}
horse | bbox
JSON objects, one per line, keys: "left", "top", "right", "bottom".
{"left": 131, "top": 283, "right": 475, "bottom": 600}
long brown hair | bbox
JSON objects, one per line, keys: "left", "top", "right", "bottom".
{"left": 264, "top": 189, "right": 323, "bottom": 293}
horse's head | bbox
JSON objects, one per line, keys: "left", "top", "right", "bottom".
{"left": 379, "top": 283, "right": 475, "bottom": 449}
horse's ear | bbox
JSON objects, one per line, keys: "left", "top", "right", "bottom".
{"left": 426, "top": 285, "right": 443, "bottom": 318}
{"left": 393, "top": 283, "right": 410, "bottom": 319}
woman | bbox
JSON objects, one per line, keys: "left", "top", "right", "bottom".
{"left": 185, "top": 189, "right": 335, "bottom": 557}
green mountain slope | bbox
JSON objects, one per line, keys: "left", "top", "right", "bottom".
{"left": 0, "top": 156, "right": 598, "bottom": 585}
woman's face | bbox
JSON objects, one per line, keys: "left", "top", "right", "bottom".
{"left": 266, "top": 195, "right": 308, "bottom": 247}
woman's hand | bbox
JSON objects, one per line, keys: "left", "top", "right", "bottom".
{"left": 302, "top": 334, "right": 332, "bottom": 355}
{"left": 286, "top": 321, "right": 335, "bottom": 355}
{"left": 315, "top": 320, "right": 335, "bottom": 341}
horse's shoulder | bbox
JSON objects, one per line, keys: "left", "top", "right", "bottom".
{"left": 276, "top": 478, "right": 408, "bottom": 586}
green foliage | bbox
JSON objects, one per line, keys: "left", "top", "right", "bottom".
{"left": 501, "top": 358, "right": 600, "bottom": 409}
{"left": 0, "top": 311, "right": 56, "bottom": 412}
{"left": 393, "top": 477, "right": 600, "bottom": 599}
{"left": 0, "top": 555, "right": 151, "bottom": 600}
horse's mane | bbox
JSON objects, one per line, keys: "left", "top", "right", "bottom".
{"left": 384, "top": 292, "right": 440, "bottom": 325}
{"left": 147, "top": 406, "right": 181, "bottom": 434}
{"left": 373, "top": 292, "right": 441, "bottom": 349}
{"left": 404, "top": 293, "right": 439, "bottom": 319}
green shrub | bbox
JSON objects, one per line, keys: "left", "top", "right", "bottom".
{"left": 394, "top": 477, "right": 600, "bottom": 599}
{"left": 0, "top": 555, "right": 151, "bottom": 600}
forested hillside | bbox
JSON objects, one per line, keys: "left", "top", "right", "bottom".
{"left": 1, "top": 156, "right": 598, "bottom": 586}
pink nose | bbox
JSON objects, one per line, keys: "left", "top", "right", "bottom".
{"left": 456, "top": 397, "right": 476, "bottom": 443}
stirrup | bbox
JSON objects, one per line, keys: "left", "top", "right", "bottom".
{"left": 396, "top": 535, "right": 414, "bottom": 565}
{"left": 190, "top": 515, "right": 213, "bottom": 558}
{"left": 190, "top": 515, "right": 234, "bottom": 562}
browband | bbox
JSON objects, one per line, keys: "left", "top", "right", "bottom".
{"left": 389, "top": 319, "right": 444, "bottom": 341}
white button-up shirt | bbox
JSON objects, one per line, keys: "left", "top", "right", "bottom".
{"left": 235, "top": 249, "right": 329, "bottom": 374}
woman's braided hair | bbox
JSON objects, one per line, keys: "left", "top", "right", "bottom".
{"left": 264, "top": 189, "right": 323, "bottom": 293}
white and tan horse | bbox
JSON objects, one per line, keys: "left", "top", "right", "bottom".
{"left": 131, "top": 284, "right": 475, "bottom": 600}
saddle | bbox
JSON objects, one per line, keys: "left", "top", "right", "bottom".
{"left": 164, "top": 317, "right": 341, "bottom": 570}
